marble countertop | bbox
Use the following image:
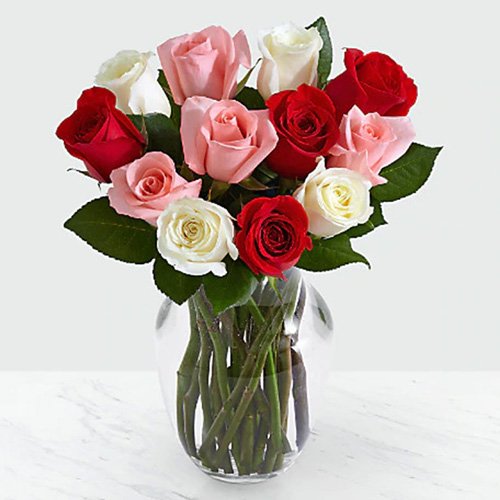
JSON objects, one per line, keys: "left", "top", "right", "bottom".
{"left": 0, "top": 372, "right": 498, "bottom": 500}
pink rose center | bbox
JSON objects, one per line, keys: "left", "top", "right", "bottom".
{"left": 135, "top": 168, "right": 172, "bottom": 200}
{"left": 175, "top": 35, "right": 213, "bottom": 58}
{"left": 211, "top": 108, "right": 251, "bottom": 142}
{"left": 360, "top": 123, "right": 380, "bottom": 139}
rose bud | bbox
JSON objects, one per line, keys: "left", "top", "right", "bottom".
{"left": 257, "top": 23, "right": 323, "bottom": 100}
{"left": 95, "top": 50, "right": 171, "bottom": 116}
{"left": 325, "top": 48, "right": 418, "bottom": 121}
{"left": 157, "top": 26, "right": 251, "bottom": 105}
{"left": 56, "top": 87, "right": 146, "bottom": 183}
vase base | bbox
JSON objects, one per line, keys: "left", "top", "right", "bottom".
{"left": 206, "top": 470, "right": 279, "bottom": 484}
{"left": 193, "top": 452, "right": 298, "bottom": 484}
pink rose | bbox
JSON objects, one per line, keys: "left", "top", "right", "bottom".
{"left": 327, "top": 106, "right": 415, "bottom": 186}
{"left": 157, "top": 26, "right": 251, "bottom": 105}
{"left": 181, "top": 97, "right": 279, "bottom": 184}
{"left": 108, "top": 152, "right": 202, "bottom": 225}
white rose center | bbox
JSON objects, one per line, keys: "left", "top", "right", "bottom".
{"left": 318, "top": 176, "right": 367, "bottom": 223}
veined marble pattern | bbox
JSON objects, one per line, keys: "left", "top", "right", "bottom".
{"left": 0, "top": 372, "right": 498, "bottom": 500}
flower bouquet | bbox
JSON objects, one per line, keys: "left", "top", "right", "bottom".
{"left": 57, "top": 18, "right": 440, "bottom": 483}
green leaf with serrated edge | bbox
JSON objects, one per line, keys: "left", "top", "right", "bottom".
{"left": 64, "top": 197, "right": 156, "bottom": 264}
{"left": 371, "top": 144, "right": 442, "bottom": 203}
{"left": 297, "top": 234, "right": 370, "bottom": 271}
{"left": 202, "top": 259, "right": 259, "bottom": 315}
{"left": 153, "top": 256, "right": 202, "bottom": 305}
{"left": 236, "top": 87, "right": 266, "bottom": 110}
{"left": 128, "top": 113, "right": 183, "bottom": 164}
{"left": 157, "top": 70, "right": 181, "bottom": 128}
{"left": 306, "top": 17, "right": 333, "bottom": 89}
{"left": 236, "top": 59, "right": 262, "bottom": 95}
{"left": 345, "top": 199, "right": 387, "bottom": 238}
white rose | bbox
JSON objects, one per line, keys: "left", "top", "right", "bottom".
{"left": 157, "top": 198, "right": 238, "bottom": 277}
{"left": 95, "top": 50, "right": 171, "bottom": 116}
{"left": 257, "top": 23, "right": 323, "bottom": 100}
{"left": 294, "top": 164, "right": 373, "bottom": 238}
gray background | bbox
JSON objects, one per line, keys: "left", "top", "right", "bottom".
{"left": 1, "top": 0, "right": 498, "bottom": 370}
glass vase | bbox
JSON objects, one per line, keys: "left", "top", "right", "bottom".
{"left": 155, "top": 268, "right": 333, "bottom": 484}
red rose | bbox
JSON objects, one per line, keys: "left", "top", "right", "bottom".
{"left": 235, "top": 196, "right": 312, "bottom": 278}
{"left": 265, "top": 84, "right": 339, "bottom": 179}
{"left": 56, "top": 87, "right": 145, "bottom": 182}
{"left": 325, "top": 48, "right": 418, "bottom": 121}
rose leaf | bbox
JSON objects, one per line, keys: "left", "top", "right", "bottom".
{"left": 371, "top": 143, "right": 442, "bottom": 203}
{"left": 297, "top": 234, "right": 370, "bottom": 271}
{"left": 153, "top": 256, "right": 202, "bottom": 305}
{"left": 64, "top": 197, "right": 157, "bottom": 264}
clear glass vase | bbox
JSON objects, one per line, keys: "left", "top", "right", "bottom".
{"left": 155, "top": 268, "right": 333, "bottom": 484}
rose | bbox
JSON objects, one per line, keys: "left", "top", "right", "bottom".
{"left": 157, "top": 198, "right": 238, "bottom": 277}
{"left": 56, "top": 87, "right": 146, "bottom": 183}
{"left": 181, "top": 97, "right": 278, "bottom": 183}
{"left": 257, "top": 23, "right": 323, "bottom": 100}
{"left": 265, "top": 84, "right": 339, "bottom": 179}
{"left": 294, "top": 163, "right": 373, "bottom": 237}
{"left": 235, "top": 196, "right": 312, "bottom": 278}
{"left": 157, "top": 26, "right": 251, "bottom": 105}
{"left": 108, "top": 152, "right": 202, "bottom": 225}
{"left": 95, "top": 50, "right": 171, "bottom": 116}
{"left": 325, "top": 48, "right": 418, "bottom": 121}
{"left": 328, "top": 106, "right": 415, "bottom": 186}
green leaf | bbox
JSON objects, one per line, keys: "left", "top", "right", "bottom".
{"left": 345, "top": 199, "right": 387, "bottom": 238}
{"left": 202, "top": 260, "right": 258, "bottom": 315}
{"left": 239, "top": 176, "right": 270, "bottom": 191}
{"left": 129, "top": 113, "right": 183, "bottom": 164}
{"left": 307, "top": 16, "right": 333, "bottom": 89}
{"left": 253, "top": 163, "right": 279, "bottom": 185}
{"left": 236, "top": 59, "right": 262, "bottom": 95}
{"left": 235, "top": 87, "right": 266, "bottom": 110}
{"left": 157, "top": 70, "right": 181, "bottom": 128}
{"left": 371, "top": 144, "right": 442, "bottom": 203}
{"left": 297, "top": 234, "right": 370, "bottom": 271}
{"left": 153, "top": 256, "right": 202, "bottom": 305}
{"left": 208, "top": 180, "right": 231, "bottom": 200}
{"left": 64, "top": 197, "right": 156, "bottom": 264}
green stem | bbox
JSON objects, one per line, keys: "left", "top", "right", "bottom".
{"left": 194, "top": 295, "right": 234, "bottom": 473}
{"left": 198, "top": 307, "right": 282, "bottom": 464}
{"left": 252, "top": 412, "right": 269, "bottom": 471}
{"left": 208, "top": 346, "right": 234, "bottom": 474}
{"left": 196, "top": 308, "right": 213, "bottom": 442}
{"left": 291, "top": 349, "right": 310, "bottom": 450}
{"left": 183, "top": 361, "right": 200, "bottom": 458}
{"left": 176, "top": 300, "right": 201, "bottom": 453}
{"left": 239, "top": 405, "right": 255, "bottom": 475}
{"left": 206, "top": 312, "right": 285, "bottom": 468}
{"left": 195, "top": 294, "right": 231, "bottom": 404}
{"left": 260, "top": 343, "right": 283, "bottom": 473}
{"left": 277, "top": 335, "right": 293, "bottom": 429}
{"left": 264, "top": 345, "right": 282, "bottom": 457}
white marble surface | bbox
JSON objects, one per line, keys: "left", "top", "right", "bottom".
{"left": 0, "top": 372, "right": 498, "bottom": 500}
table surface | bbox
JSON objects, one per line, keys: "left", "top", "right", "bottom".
{"left": 0, "top": 372, "right": 498, "bottom": 500}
